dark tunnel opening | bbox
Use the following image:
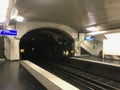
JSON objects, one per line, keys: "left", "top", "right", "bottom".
{"left": 20, "top": 28, "right": 74, "bottom": 61}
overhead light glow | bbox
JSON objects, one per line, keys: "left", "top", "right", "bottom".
{"left": 0, "top": 0, "right": 10, "bottom": 23}
{"left": 71, "top": 50, "right": 74, "bottom": 53}
{"left": 86, "top": 26, "right": 100, "bottom": 32}
{"left": 87, "top": 12, "right": 96, "bottom": 25}
{"left": 65, "top": 50, "right": 69, "bottom": 56}
{"left": 11, "top": 7, "right": 18, "bottom": 19}
{"left": 32, "top": 48, "right": 35, "bottom": 51}
{"left": 105, "top": 33, "right": 120, "bottom": 40}
{"left": 7, "top": 27, "right": 12, "bottom": 30}
{"left": 16, "top": 16, "right": 24, "bottom": 22}
{"left": 87, "top": 31, "right": 107, "bottom": 35}
{"left": 20, "top": 49, "right": 25, "bottom": 53}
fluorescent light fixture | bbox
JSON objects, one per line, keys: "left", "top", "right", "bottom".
{"left": 105, "top": 33, "right": 120, "bottom": 40}
{"left": 0, "top": 0, "right": 10, "bottom": 23}
{"left": 7, "top": 27, "right": 12, "bottom": 30}
{"left": 86, "top": 26, "right": 100, "bottom": 32}
{"left": 87, "top": 12, "right": 96, "bottom": 25}
{"left": 16, "top": 16, "right": 24, "bottom": 22}
{"left": 11, "top": 7, "right": 18, "bottom": 19}
{"left": 87, "top": 31, "right": 107, "bottom": 35}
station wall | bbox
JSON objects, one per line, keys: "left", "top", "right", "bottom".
{"left": 103, "top": 32, "right": 120, "bottom": 60}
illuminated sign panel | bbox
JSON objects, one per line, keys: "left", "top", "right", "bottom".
{"left": 85, "top": 35, "right": 94, "bottom": 41}
{"left": 0, "top": 29, "right": 17, "bottom": 36}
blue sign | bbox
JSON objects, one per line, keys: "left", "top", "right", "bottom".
{"left": 0, "top": 29, "right": 17, "bottom": 36}
{"left": 85, "top": 35, "right": 94, "bottom": 41}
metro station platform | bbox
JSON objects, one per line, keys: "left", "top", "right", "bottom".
{"left": 0, "top": 60, "right": 47, "bottom": 90}
{"left": 70, "top": 56, "right": 120, "bottom": 82}
{"left": 1, "top": 56, "right": 120, "bottom": 90}
{"left": 72, "top": 56, "right": 120, "bottom": 67}
{"left": 0, "top": 60, "right": 79, "bottom": 90}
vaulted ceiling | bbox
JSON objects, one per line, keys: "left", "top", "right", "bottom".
{"left": 11, "top": 0, "right": 120, "bottom": 32}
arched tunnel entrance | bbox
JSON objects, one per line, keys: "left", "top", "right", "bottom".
{"left": 20, "top": 28, "right": 74, "bottom": 61}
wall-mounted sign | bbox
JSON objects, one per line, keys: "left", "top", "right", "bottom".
{"left": 0, "top": 29, "right": 17, "bottom": 36}
{"left": 85, "top": 35, "right": 94, "bottom": 41}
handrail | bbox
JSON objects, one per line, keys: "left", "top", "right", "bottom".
{"left": 81, "top": 41, "right": 93, "bottom": 50}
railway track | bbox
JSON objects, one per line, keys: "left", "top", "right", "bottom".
{"left": 35, "top": 60, "right": 120, "bottom": 90}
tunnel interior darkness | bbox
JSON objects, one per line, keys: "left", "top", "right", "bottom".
{"left": 20, "top": 28, "right": 74, "bottom": 61}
